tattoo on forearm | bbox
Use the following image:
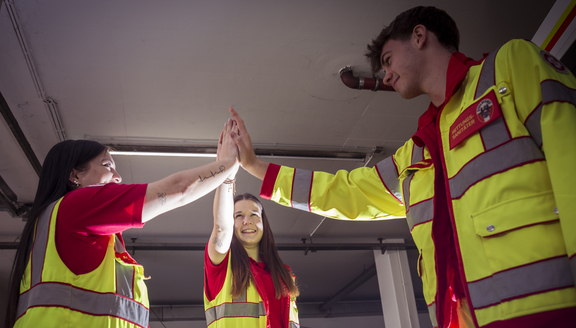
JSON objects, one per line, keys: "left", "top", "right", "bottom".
{"left": 198, "top": 165, "right": 226, "bottom": 182}
{"left": 212, "top": 236, "right": 223, "bottom": 248}
{"left": 157, "top": 192, "right": 167, "bottom": 205}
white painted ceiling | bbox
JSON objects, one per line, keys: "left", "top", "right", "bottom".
{"left": 0, "top": 0, "right": 556, "bottom": 327}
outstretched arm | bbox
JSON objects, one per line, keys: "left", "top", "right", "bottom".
{"left": 142, "top": 119, "right": 240, "bottom": 223}
{"left": 229, "top": 107, "right": 269, "bottom": 180}
{"left": 208, "top": 120, "right": 239, "bottom": 265}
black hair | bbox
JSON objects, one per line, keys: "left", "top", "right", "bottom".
{"left": 5, "top": 140, "right": 107, "bottom": 327}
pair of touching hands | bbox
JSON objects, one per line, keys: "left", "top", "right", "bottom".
{"left": 216, "top": 107, "right": 258, "bottom": 179}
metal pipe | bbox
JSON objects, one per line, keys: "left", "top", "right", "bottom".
{"left": 339, "top": 66, "right": 394, "bottom": 92}
{"left": 5, "top": 0, "right": 66, "bottom": 141}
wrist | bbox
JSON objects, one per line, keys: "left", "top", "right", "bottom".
{"left": 222, "top": 177, "right": 236, "bottom": 194}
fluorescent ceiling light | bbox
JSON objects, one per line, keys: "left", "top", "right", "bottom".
{"left": 110, "top": 151, "right": 216, "bottom": 158}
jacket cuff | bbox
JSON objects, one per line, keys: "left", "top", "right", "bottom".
{"left": 260, "top": 163, "right": 281, "bottom": 200}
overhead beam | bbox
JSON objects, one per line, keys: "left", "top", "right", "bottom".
{"left": 319, "top": 264, "right": 377, "bottom": 311}
{"left": 0, "top": 91, "right": 41, "bottom": 176}
{"left": 0, "top": 172, "right": 32, "bottom": 218}
{"left": 0, "top": 242, "right": 417, "bottom": 251}
{"left": 149, "top": 300, "right": 391, "bottom": 322}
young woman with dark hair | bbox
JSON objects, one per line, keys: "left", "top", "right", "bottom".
{"left": 204, "top": 121, "right": 299, "bottom": 328}
{"left": 6, "top": 131, "right": 239, "bottom": 328}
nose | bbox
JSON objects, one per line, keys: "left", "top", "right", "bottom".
{"left": 112, "top": 168, "right": 122, "bottom": 183}
{"left": 383, "top": 71, "right": 393, "bottom": 86}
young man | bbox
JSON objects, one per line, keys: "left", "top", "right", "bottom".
{"left": 228, "top": 6, "right": 576, "bottom": 328}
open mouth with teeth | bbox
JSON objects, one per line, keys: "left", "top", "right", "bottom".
{"left": 242, "top": 229, "right": 257, "bottom": 234}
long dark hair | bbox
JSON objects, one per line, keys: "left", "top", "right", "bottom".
{"left": 230, "top": 193, "right": 299, "bottom": 299}
{"left": 5, "top": 140, "right": 107, "bottom": 327}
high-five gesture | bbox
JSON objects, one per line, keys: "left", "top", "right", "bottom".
{"left": 217, "top": 118, "right": 240, "bottom": 179}
{"left": 229, "top": 107, "right": 269, "bottom": 180}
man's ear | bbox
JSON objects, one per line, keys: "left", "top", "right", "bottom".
{"left": 412, "top": 24, "right": 427, "bottom": 50}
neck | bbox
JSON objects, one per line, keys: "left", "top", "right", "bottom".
{"left": 423, "top": 50, "right": 452, "bottom": 107}
{"left": 245, "top": 245, "right": 261, "bottom": 262}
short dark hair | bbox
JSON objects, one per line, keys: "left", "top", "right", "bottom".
{"left": 365, "top": 6, "right": 460, "bottom": 73}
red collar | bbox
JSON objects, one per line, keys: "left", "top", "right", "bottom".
{"left": 417, "top": 52, "right": 484, "bottom": 130}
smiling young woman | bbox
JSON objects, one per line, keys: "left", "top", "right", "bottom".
{"left": 204, "top": 120, "right": 299, "bottom": 328}
{"left": 6, "top": 129, "right": 239, "bottom": 328}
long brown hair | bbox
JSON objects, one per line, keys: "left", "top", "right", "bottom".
{"left": 230, "top": 193, "right": 299, "bottom": 299}
{"left": 5, "top": 140, "right": 107, "bottom": 327}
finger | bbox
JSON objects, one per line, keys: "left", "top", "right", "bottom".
{"left": 229, "top": 107, "right": 246, "bottom": 133}
{"left": 218, "top": 128, "right": 224, "bottom": 145}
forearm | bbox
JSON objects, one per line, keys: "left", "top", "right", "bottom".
{"left": 142, "top": 158, "right": 239, "bottom": 222}
{"left": 263, "top": 164, "right": 406, "bottom": 220}
{"left": 208, "top": 183, "right": 235, "bottom": 263}
{"left": 243, "top": 158, "right": 269, "bottom": 180}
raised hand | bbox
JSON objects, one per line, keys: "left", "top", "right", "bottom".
{"left": 228, "top": 107, "right": 268, "bottom": 180}
{"left": 217, "top": 119, "right": 240, "bottom": 178}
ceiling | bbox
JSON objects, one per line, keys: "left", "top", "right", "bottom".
{"left": 0, "top": 0, "right": 556, "bottom": 327}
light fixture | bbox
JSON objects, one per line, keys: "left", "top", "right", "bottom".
{"left": 87, "top": 135, "right": 385, "bottom": 163}
{"left": 109, "top": 151, "right": 216, "bottom": 158}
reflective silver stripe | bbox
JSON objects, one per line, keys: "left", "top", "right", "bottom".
{"left": 114, "top": 234, "right": 126, "bottom": 253}
{"left": 21, "top": 201, "right": 146, "bottom": 325}
{"left": 292, "top": 169, "right": 312, "bottom": 212}
{"left": 406, "top": 199, "right": 434, "bottom": 230}
{"left": 412, "top": 145, "right": 423, "bottom": 164}
{"left": 541, "top": 79, "right": 576, "bottom": 107}
{"left": 16, "top": 282, "right": 149, "bottom": 327}
{"left": 468, "top": 257, "right": 574, "bottom": 309}
{"left": 480, "top": 116, "right": 510, "bottom": 150}
{"left": 289, "top": 321, "right": 300, "bottom": 328}
{"left": 525, "top": 104, "right": 543, "bottom": 148}
{"left": 428, "top": 303, "right": 438, "bottom": 327}
{"left": 114, "top": 235, "right": 134, "bottom": 299}
{"left": 475, "top": 49, "right": 498, "bottom": 99}
{"left": 115, "top": 261, "right": 134, "bottom": 299}
{"left": 449, "top": 137, "right": 544, "bottom": 199}
{"left": 375, "top": 157, "right": 402, "bottom": 203}
{"left": 525, "top": 80, "right": 576, "bottom": 149}
{"left": 205, "top": 301, "right": 265, "bottom": 326}
{"left": 402, "top": 174, "right": 413, "bottom": 212}
{"left": 31, "top": 201, "right": 57, "bottom": 285}
{"left": 570, "top": 257, "right": 576, "bottom": 288}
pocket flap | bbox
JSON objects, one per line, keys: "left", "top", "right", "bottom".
{"left": 472, "top": 191, "right": 558, "bottom": 237}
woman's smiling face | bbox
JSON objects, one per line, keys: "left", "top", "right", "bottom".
{"left": 233, "top": 199, "right": 264, "bottom": 248}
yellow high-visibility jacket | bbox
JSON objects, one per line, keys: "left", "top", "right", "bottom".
{"left": 204, "top": 252, "right": 299, "bottom": 328}
{"left": 15, "top": 198, "right": 150, "bottom": 328}
{"left": 260, "top": 40, "right": 576, "bottom": 327}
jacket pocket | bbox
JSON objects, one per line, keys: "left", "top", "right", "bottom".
{"left": 471, "top": 191, "right": 558, "bottom": 237}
